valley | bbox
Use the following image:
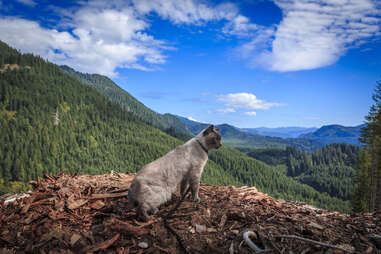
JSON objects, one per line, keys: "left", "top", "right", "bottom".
{"left": 0, "top": 41, "right": 362, "bottom": 213}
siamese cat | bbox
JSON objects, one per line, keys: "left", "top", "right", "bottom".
{"left": 128, "top": 125, "right": 222, "bottom": 221}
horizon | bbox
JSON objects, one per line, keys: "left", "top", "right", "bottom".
{"left": 0, "top": 0, "right": 380, "bottom": 128}
{"left": 180, "top": 115, "right": 365, "bottom": 129}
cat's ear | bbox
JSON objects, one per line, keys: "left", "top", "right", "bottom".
{"left": 203, "top": 125, "right": 214, "bottom": 136}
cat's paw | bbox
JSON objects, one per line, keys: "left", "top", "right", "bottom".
{"left": 150, "top": 207, "right": 159, "bottom": 214}
{"left": 193, "top": 196, "right": 201, "bottom": 203}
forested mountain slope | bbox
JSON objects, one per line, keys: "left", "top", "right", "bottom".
{"left": 0, "top": 41, "right": 350, "bottom": 212}
{"left": 60, "top": 65, "right": 192, "bottom": 136}
{"left": 240, "top": 143, "right": 360, "bottom": 201}
{"left": 300, "top": 124, "right": 364, "bottom": 146}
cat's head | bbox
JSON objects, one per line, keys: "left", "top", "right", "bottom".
{"left": 198, "top": 125, "right": 222, "bottom": 150}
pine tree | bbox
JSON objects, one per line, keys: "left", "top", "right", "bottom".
{"left": 359, "top": 80, "right": 381, "bottom": 211}
{"left": 352, "top": 149, "right": 371, "bottom": 212}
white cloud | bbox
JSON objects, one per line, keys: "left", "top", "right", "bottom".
{"left": 15, "top": 0, "right": 36, "bottom": 7}
{"left": 0, "top": 0, "right": 259, "bottom": 76}
{"left": 132, "top": 0, "right": 261, "bottom": 39}
{"left": 244, "top": 111, "right": 257, "bottom": 116}
{"left": 218, "top": 93, "right": 283, "bottom": 110}
{"left": 132, "top": 0, "right": 239, "bottom": 25}
{"left": 239, "top": 0, "right": 381, "bottom": 71}
{"left": 216, "top": 108, "right": 236, "bottom": 114}
{"left": 0, "top": 6, "right": 168, "bottom": 77}
{"left": 222, "top": 15, "right": 259, "bottom": 37}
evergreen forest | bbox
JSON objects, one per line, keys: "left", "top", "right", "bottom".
{"left": 240, "top": 144, "right": 360, "bottom": 201}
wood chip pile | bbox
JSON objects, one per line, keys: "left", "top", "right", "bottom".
{"left": 0, "top": 172, "right": 380, "bottom": 254}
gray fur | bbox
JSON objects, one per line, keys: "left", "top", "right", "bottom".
{"left": 128, "top": 125, "right": 222, "bottom": 221}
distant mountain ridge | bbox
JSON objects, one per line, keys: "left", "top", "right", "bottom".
{"left": 242, "top": 126, "right": 318, "bottom": 138}
{"left": 175, "top": 115, "right": 363, "bottom": 150}
{"left": 174, "top": 115, "right": 323, "bottom": 151}
{"left": 60, "top": 65, "right": 192, "bottom": 136}
{"left": 299, "top": 124, "right": 364, "bottom": 146}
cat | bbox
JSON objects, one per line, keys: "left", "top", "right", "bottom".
{"left": 128, "top": 125, "right": 222, "bottom": 221}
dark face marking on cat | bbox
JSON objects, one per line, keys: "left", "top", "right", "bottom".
{"left": 205, "top": 129, "right": 222, "bottom": 149}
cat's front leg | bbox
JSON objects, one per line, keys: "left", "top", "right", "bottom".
{"left": 180, "top": 178, "right": 189, "bottom": 197}
{"left": 189, "top": 175, "right": 201, "bottom": 202}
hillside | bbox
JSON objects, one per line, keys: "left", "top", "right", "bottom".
{"left": 300, "top": 124, "right": 364, "bottom": 146}
{"left": 1, "top": 172, "right": 379, "bottom": 253}
{"left": 60, "top": 65, "right": 192, "bottom": 136}
{"left": 0, "top": 40, "right": 351, "bottom": 212}
{"left": 240, "top": 144, "right": 360, "bottom": 201}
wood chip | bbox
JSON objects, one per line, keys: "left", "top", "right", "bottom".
{"left": 0, "top": 172, "right": 380, "bottom": 253}
{"left": 85, "top": 233, "right": 120, "bottom": 253}
{"left": 67, "top": 199, "right": 88, "bottom": 210}
{"left": 90, "top": 192, "right": 128, "bottom": 199}
{"left": 70, "top": 233, "right": 81, "bottom": 246}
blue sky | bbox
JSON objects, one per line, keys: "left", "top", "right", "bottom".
{"left": 0, "top": 0, "right": 380, "bottom": 128}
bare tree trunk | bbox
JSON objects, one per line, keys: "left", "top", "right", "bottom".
{"left": 53, "top": 108, "right": 59, "bottom": 126}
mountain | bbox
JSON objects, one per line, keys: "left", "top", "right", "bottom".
{"left": 300, "top": 124, "right": 364, "bottom": 146}
{"left": 0, "top": 40, "right": 350, "bottom": 212}
{"left": 175, "top": 116, "right": 324, "bottom": 151}
{"left": 243, "top": 126, "right": 318, "bottom": 138}
{"left": 60, "top": 65, "right": 192, "bottom": 136}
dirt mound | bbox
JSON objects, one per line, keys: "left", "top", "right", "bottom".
{"left": 0, "top": 64, "right": 31, "bottom": 73}
{"left": 0, "top": 172, "right": 380, "bottom": 253}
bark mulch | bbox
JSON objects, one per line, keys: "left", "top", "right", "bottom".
{"left": 0, "top": 172, "right": 380, "bottom": 254}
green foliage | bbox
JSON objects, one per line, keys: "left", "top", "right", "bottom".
{"left": 60, "top": 65, "right": 192, "bottom": 136}
{"left": 241, "top": 144, "right": 360, "bottom": 201}
{"left": 0, "top": 42, "right": 182, "bottom": 183}
{"left": 0, "top": 179, "right": 30, "bottom": 195}
{"left": 352, "top": 149, "right": 371, "bottom": 212}
{"left": 238, "top": 147, "right": 288, "bottom": 173}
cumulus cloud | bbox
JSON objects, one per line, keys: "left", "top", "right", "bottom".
{"left": 132, "top": 0, "right": 238, "bottom": 25}
{"left": 216, "top": 108, "right": 236, "bottom": 114}
{"left": 241, "top": 0, "right": 381, "bottom": 71}
{"left": 0, "top": 0, "right": 259, "bottom": 76}
{"left": 218, "top": 93, "right": 283, "bottom": 110}
{"left": 222, "top": 15, "right": 259, "bottom": 37}
{"left": 0, "top": 6, "right": 168, "bottom": 77}
{"left": 244, "top": 111, "right": 257, "bottom": 116}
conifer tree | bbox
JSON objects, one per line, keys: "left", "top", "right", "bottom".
{"left": 359, "top": 80, "right": 381, "bottom": 211}
{"left": 352, "top": 149, "right": 371, "bottom": 212}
